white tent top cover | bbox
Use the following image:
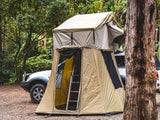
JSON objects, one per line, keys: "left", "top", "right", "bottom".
{"left": 53, "top": 12, "right": 124, "bottom": 50}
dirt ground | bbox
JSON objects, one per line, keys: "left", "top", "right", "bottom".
{"left": 0, "top": 84, "right": 160, "bottom": 120}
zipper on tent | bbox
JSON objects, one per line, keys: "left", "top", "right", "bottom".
{"left": 93, "top": 30, "right": 95, "bottom": 44}
{"left": 71, "top": 32, "right": 73, "bottom": 45}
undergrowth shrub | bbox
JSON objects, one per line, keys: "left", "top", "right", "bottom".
{"left": 25, "top": 54, "right": 52, "bottom": 73}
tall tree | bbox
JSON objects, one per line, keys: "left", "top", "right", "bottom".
{"left": 0, "top": 0, "right": 52, "bottom": 81}
{"left": 0, "top": 0, "right": 6, "bottom": 56}
{"left": 0, "top": 14, "right": 2, "bottom": 55}
{"left": 124, "top": 0, "right": 157, "bottom": 120}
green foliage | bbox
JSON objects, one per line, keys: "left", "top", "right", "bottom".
{"left": 156, "top": 0, "right": 160, "bottom": 27}
{"left": 0, "top": 0, "right": 159, "bottom": 84}
{"left": 0, "top": 68, "right": 10, "bottom": 84}
{"left": 0, "top": 53, "right": 15, "bottom": 84}
{"left": 68, "top": 0, "right": 127, "bottom": 27}
{"left": 103, "top": 0, "right": 127, "bottom": 27}
{"left": 155, "top": 42, "right": 160, "bottom": 57}
{"left": 156, "top": 0, "right": 160, "bottom": 8}
{"left": 25, "top": 36, "right": 53, "bottom": 73}
{"left": 68, "top": 0, "right": 103, "bottom": 14}
{"left": 25, "top": 54, "right": 52, "bottom": 73}
{"left": 5, "top": 73, "right": 17, "bottom": 85}
{"left": 46, "top": 0, "right": 74, "bottom": 32}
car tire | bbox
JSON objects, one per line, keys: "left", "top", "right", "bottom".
{"left": 157, "top": 88, "right": 160, "bottom": 93}
{"left": 30, "top": 84, "right": 46, "bottom": 103}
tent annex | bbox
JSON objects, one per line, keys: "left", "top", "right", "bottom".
{"left": 36, "top": 48, "right": 125, "bottom": 114}
{"left": 36, "top": 12, "right": 125, "bottom": 115}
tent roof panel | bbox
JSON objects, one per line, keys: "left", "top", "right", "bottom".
{"left": 53, "top": 12, "right": 115, "bottom": 32}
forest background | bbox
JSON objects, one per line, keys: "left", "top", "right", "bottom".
{"left": 0, "top": 0, "right": 160, "bottom": 84}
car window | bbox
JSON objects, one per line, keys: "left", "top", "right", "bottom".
{"left": 115, "top": 54, "right": 160, "bottom": 70}
{"left": 56, "top": 62, "right": 65, "bottom": 89}
{"left": 156, "top": 55, "right": 160, "bottom": 70}
{"left": 115, "top": 56, "right": 125, "bottom": 68}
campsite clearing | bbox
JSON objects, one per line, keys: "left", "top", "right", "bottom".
{"left": 0, "top": 84, "right": 160, "bottom": 120}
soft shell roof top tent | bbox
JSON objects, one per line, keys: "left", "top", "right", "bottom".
{"left": 53, "top": 12, "right": 124, "bottom": 50}
{"left": 36, "top": 12, "right": 125, "bottom": 115}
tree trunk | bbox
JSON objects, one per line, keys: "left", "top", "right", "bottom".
{"left": 19, "top": 25, "right": 33, "bottom": 81}
{"left": 0, "top": 14, "right": 2, "bottom": 56}
{"left": 124, "top": 0, "right": 157, "bottom": 120}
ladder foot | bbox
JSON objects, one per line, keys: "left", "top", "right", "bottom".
{"left": 76, "top": 114, "right": 80, "bottom": 118}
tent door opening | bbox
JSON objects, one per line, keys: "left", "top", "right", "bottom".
{"left": 55, "top": 49, "right": 81, "bottom": 111}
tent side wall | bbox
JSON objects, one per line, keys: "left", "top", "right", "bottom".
{"left": 102, "top": 51, "right": 125, "bottom": 112}
{"left": 79, "top": 49, "right": 107, "bottom": 114}
{"left": 95, "top": 24, "right": 111, "bottom": 49}
{"left": 53, "top": 31, "right": 95, "bottom": 49}
{"left": 36, "top": 50, "right": 59, "bottom": 114}
{"left": 79, "top": 49, "right": 125, "bottom": 114}
{"left": 110, "top": 52, "right": 125, "bottom": 108}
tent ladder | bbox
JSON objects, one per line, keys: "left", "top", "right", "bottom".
{"left": 66, "top": 66, "right": 81, "bottom": 110}
{"left": 66, "top": 68, "right": 74, "bottom": 110}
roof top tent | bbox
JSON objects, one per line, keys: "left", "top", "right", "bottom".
{"left": 36, "top": 12, "right": 125, "bottom": 115}
{"left": 53, "top": 12, "right": 124, "bottom": 50}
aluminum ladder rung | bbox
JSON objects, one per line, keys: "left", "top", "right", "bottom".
{"left": 70, "top": 91, "right": 79, "bottom": 93}
{"left": 72, "top": 82, "right": 80, "bottom": 83}
{"left": 69, "top": 100, "right": 77, "bottom": 102}
{"left": 72, "top": 74, "right": 80, "bottom": 77}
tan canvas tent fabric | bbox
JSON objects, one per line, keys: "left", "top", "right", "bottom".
{"left": 36, "top": 12, "right": 125, "bottom": 115}
{"left": 36, "top": 48, "right": 125, "bottom": 115}
{"left": 53, "top": 12, "right": 124, "bottom": 50}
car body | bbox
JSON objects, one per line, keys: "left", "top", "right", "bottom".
{"left": 20, "top": 70, "right": 50, "bottom": 103}
{"left": 115, "top": 52, "right": 160, "bottom": 92}
{"left": 20, "top": 61, "right": 65, "bottom": 103}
